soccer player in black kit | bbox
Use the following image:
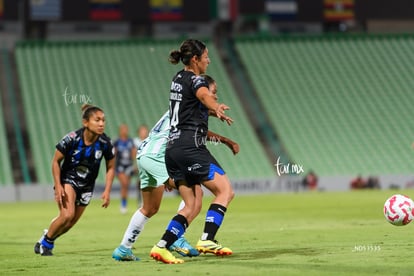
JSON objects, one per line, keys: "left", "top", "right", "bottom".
{"left": 34, "top": 104, "right": 115, "bottom": 256}
{"left": 150, "top": 39, "right": 235, "bottom": 264}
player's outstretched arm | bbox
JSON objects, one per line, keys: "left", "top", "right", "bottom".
{"left": 196, "top": 87, "right": 233, "bottom": 123}
{"left": 209, "top": 110, "right": 233, "bottom": 125}
{"left": 207, "top": 130, "right": 240, "bottom": 155}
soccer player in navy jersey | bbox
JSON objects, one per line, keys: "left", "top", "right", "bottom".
{"left": 150, "top": 39, "right": 235, "bottom": 264}
{"left": 114, "top": 124, "right": 136, "bottom": 214}
{"left": 112, "top": 75, "right": 239, "bottom": 262}
{"left": 34, "top": 104, "right": 115, "bottom": 256}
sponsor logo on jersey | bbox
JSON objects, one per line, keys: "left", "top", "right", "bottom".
{"left": 193, "top": 76, "right": 206, "bottom": 88}
{"left": 76, "top": 165, "right": 89, "bottom": 179}
{"left": 170, "top": 81, "right": 183, "bottom": 92}
{"left": 170, "top": 92, "right": 182, "bottom": 101}
{"left": 188, "top": 163, "right": 202, "bottom": 172}
{"left": 73, "top": 149, "right": 81, "bottom": 156}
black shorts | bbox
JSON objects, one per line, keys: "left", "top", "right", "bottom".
{"left": 165, "top": 129, "right": 225, "bottom": 186}
{"left": 61, "top": 179, "right": 94, "bottom": 206}
{"left": 116, "top": 164, "right": 134, "bottom": 176}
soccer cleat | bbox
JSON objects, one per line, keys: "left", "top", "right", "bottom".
{"left": 112, "top": 245, "right": 140, "bottom": 261}
{"left": 39, "top": 244, "right": 53, "bottom": 256}
{"left": 169, "top": 236, "right": 199, "bottom": 257}
{"left": 34, "top": 229, "right": 48, "bottom": 255}
{"left": 34, "top": 242, "right": 41, "bottom": 254}
{"left": 196, "top": 240, "right": 232, "bottom": 256}
{"left": 150, "top": 246, "right": 184, "bottom": 264}
{"left": 120, "top": 207, "right": 128, "bottom": 214}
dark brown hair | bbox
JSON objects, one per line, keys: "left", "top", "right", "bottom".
{"left": 201, "top": 74, "right": 215, "bottom": 86}
{"left": 169, "top": 39, "right": 206, "bottom": 66}
{"left": 81, "top": 104, "right": 103, "bottom": 120}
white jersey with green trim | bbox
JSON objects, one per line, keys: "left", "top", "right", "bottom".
{"left": 137, "top": 111, "right": 170, "bottom": 158}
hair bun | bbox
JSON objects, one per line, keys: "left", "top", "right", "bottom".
{"left": 168, "top": 50, "right": 182, "bottom": 65}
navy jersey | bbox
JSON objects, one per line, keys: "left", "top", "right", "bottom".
{"left": 169, "top": 70, "right": 210, "bottom": 133}
{"left": 56, "top": 128, "right": 115, "bottom": 190}
{"left": 114, "top": 138, "right": 135, "bottom": 167}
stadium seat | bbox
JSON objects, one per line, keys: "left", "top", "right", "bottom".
{"left": 0, "top": 85, "right": 14, "bottom": 186}
{"left": 15, "top": 39, "right": 276, "bottom": 184}
{"left": 235, "top": 34, "right": 414, "bottom": 176}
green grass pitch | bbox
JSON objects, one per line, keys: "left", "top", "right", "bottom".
{"left": 1, "top": 190, "right": 414, "bottom": 275}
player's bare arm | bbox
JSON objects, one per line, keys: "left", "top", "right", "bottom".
{"left": 196, "top": 87, "right": 232, "bottom": 122}
{"left": 102, "top": 157, "right": 115, "bottom": 208}
{"left": 51, "top": 150, "right": 65, "bottom": 204}
{"left": 207, "top": 130, "right": 240, "bottom": 155}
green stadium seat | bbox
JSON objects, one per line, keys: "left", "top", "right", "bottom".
{"left": 15, "top": 39, "right": 276, "bottom": 185}
{"left": 0, "top": 86, "right": 13, "bottom": 185}
{"left": 236, "top": 34, "right": 414, "bottom": 176}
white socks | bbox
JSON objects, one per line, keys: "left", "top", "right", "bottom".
{"left": 121, "top": 201, "right": 186, "bottom": 249}
{"left": 120, "top": 209, "right": 149, "bottom": 249}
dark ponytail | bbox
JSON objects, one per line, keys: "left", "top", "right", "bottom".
{"left": 168, "top": 50, "right": 182, "bottom": 65}
{"left": 168, "top": 39, "right": 206, "bottom": 66}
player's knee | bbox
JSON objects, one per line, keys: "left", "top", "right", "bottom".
{"left": 145, "top": 205, "right": 160, "bottom": 217}
{"left": 60, "top": 211, "right": 75, "bottom": 226}
{"left": 228, "top": 189, "right": 235, "bottom": 203}
{"left": 223, "top": 189, "right": 235, "bottom": 205}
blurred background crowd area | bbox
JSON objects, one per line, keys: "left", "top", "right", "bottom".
{"left": 2, "top": 0, "right": 414, "bottom": 46}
